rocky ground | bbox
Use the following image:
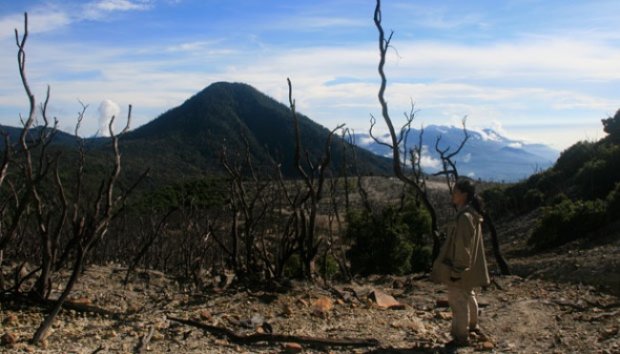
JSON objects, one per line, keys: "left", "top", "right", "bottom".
{"left": 1, "top": 211, "right": 619, "bottom": 354}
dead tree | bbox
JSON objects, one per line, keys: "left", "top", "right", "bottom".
{"left": 325, "top": 175, "right": 352, "bottom": 281}
{"left": 123, "top": 207, "right": 177, "bottom": 285}
{"left": 0, "top": 132, "right": 10, "bottom": 289}
{"left": 374, "top": 2, "right": 510, "bottom": 275}
{"left": 221, "top": 137, "right": 271, "bottom": 277}
{"left": 0, "top": 14, "right": 68, "bottom": 298}
{"left": 433, "top": 117, "right": 469, "bottom": 192}
{"left": 373, "top": 1, "right": 496, "bottom": 266}
{"left": 287, "top": 78, "right": 344, "bottom": 279}
{"left": 0, "top": 13, "right": 45, "bottom": 255}
{"left": 32, "top": 108, "right": 141, "bottom": 343}
{"left": 372, "top": 2, "right": 443, "bottom": 258}
{"left": 268, "top": 161, "right": 303, "bottom": 278}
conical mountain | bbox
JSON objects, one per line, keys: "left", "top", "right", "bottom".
{"left": 119, "top": 82, "right": 391, "bottom": 184}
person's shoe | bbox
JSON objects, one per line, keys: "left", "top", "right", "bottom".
{"left": 445, "top": 338, "right": 469, "bottom": 348}
{"left": 469, "top": 327, "right": 488, "bottom": 340}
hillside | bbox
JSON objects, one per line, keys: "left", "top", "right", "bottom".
{"left": 483, "top": 110, "right": 620, "bottom": 252}
{"left": 354, "top": 125, "right": 559, "bottom": 182}
{"left": 0, "top": 125, "right": 77, "bottom": 146}
{"left": 117, "top": 82, "right": 392, "bottom": 184}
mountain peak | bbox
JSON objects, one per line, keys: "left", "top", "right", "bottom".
{"left": 116, "top": 81, "right": 391, "bottom": 181}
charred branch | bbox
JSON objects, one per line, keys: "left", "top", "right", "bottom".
{"left": 168, "top": 316, "right": 380, "bottom": 349}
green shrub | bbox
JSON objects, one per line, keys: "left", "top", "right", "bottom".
{"left": 131, "top": 177, "right": 228, "bottom": 212}
{"left": 481, "top": 187, "right": 510, "bottom": 217}
{"left": 534, "top": 170, "right": 562, "bottom": 195}
{"left": 410, "top": 244, "right": 433, "bottom": 273}
{"left": 576, "top": 159, "right": 609, "bottom": 198}
{"left": 549, "top": 192, "right": 569, "bottom": 206}
{"left": 529, "top": 199, "right": 607, "bottom": 249}
{"left": 602, "top": 109, "right": 620, "bottom": 142}
{"left": 555, "top": 141, "right": 595, "bottom": 176}
{"left": 283, "top": 254, "right": 303, "bottom": 279}
{"left": 606, "top": 182, "right": 620, "bottom": 221}
{"left": 317, "top": 253, "right": 340, "bottom": 280}
{"left": 346, "top": 208, "right": 413, "bottom": 276}
{"left": 574, "top": 144, "right": 620, "bottom": 199}
{"left": 524, "top": 188, "right": 544, "bottom": 209}
{"left": 346, "top": 200, "right": 431, "bottom": 276}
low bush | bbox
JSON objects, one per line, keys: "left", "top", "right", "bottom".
{"left": 317, "top": 253, "right": 340, "bottom": 280}
{"left": 528, "top": 199, "right": 606, "bottom": 249}
{"left": 346, "top": 199, "right": 431, "bottom": 276}
{"left": 606, "top": 182, "right": 620, "bottom": 221}
{"left": 555, "top": 141, "right": 595, "bottom": 176}
{"left": 524, "top": 188, "right": 544, "bottom": 209}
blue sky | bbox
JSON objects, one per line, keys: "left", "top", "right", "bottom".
{"left": 1, "top": 0, "right": 619, "bottom": 148}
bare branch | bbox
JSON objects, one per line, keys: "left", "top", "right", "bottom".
{"left": 0, "top": 133, "right": 10, "bottom": 187}
{"left": 368, "top": 114, "right": 393, "bottom": 149}
{"left": 373, "top": 0, "right": 438, "bottom": 234}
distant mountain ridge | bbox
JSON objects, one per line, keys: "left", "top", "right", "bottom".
{"left": 353, "top": 125, "right": 559, "bottom": 182}
{"left": 2, "top": 82, "right": 558, "bottom": 183}
{"left": 4, "top": 82, "right": 393, "bottom": 185}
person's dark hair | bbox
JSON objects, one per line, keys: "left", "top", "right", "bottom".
{"left": 454, "top": 179, "right": 485, "bottom": 215}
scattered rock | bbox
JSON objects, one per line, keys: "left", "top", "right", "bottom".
{"left": 281, "top": 303, "right": 294, "bottom": 316}
{"left": 152, "top": 331, "right": 165, "bottom": 341}
{"left": 392, "top": 279, "right": 405, "bottom": 289}
{"left": 436, "top": 298, "right": 449, "bottom": 308}
{"left": 436, "top": 311, "right": 452, "bottom": 320}
{"left": 390, "top": 318, "right": 426, "bottom": 333}
{"left": 369, "top": 289, "right": 404, "bottom": 309}
{"left": 312, "top": 296, "right": 334, "bottom": 316}
{"left": 599, "top": 326, "right": 619, "bottom": 341}
{"left": 250, "top": 313, "right": 265, "bottom": 327}
{"left": 214, "top": 338, "right": 229, "bottom": 346}
{"left": 199, "top": 310, "right": 213, "bottom": 321}
{"left": 479, "top": 341, "right": 495, "bottom": 351}
{"left": 283, "top": 342, "right": 303, "bottom": 353}
{"left": 2, "top": 314, "right": 18, "bottom": 326}
{"left": 71, "top": 296, "right": 92, "bottom": 306}
{"left": 1, "top": 332, "right": 17, "bottom": 347}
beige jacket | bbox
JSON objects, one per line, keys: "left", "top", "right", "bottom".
{"left": 431, "top": 205, "right": 490, "bottom": 289}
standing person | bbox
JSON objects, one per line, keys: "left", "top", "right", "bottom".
{"left": 431, "top": 179, "right": 490, "bottom": 347}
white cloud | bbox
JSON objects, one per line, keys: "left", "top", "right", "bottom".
{"left": 419, "top": 145, "right": 441, "bottom": 170}
{"left": 0, "top": 10, "right": 70, "bottom": 40}
{"left": 392, "top": 38, "right": 620, "bottom": 82}
{"left": 491, "top": 120, "right": 509, "bottom": 137}
{"left": 463, "top": 153, "right": 472, "bottom": 163}
{"left": 82, "top": 0, "right": 152, "bottom": 20}
{"left": 507, "top": 142, "right": 523, "bottom": 149}
{"left": 97, "top": 99, "right": 121, "bottom": 137}
{"left": 281, "top": 16, "right": 366, "bottom": 30}
{"left": 0, "top": 1, "right": 152, "bottom": 41}
{"left": 391, "top": 3, "right": 486, "bottom": 30}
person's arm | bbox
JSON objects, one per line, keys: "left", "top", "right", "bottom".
{"left": 450, "top": 212, "right": 474, "bottom": 280}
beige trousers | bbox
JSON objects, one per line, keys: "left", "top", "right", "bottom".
{"left": 447, "top": 286, "right": 478, "bottom": 342}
